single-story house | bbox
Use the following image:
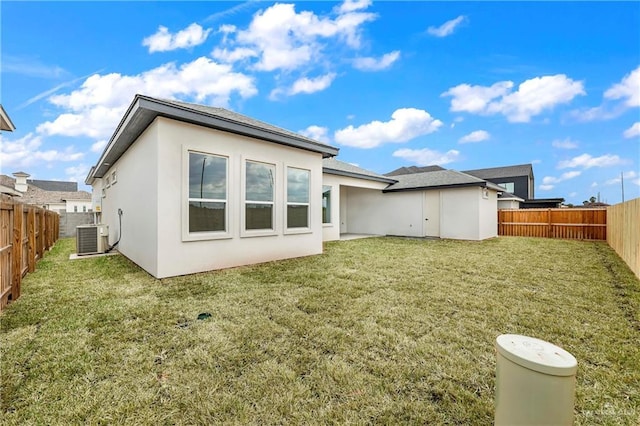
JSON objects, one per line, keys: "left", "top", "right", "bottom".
{"left": 86, "top": 95, "right": 501, "bottom": 278}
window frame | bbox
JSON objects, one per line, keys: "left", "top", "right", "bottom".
{"left": 241, "top": 159, "right": 277, "bottom": 238}
{"left": 182, "top": 149, "right": 231, "bottom": 242}
{"left": 285, "top": 166, "right": 311, "bottom": 234}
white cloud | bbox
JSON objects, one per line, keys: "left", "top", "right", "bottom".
{"left": 289, "top": 73, "right": 336, "bottom": 95}
{"left": 623, "top": 122, "right": 640, "bottom": 138}
{"left": 222, "top": 2, "right": 376, "bottom": 72}
{"left": 211, "top": 47, "right": 258, "bottom": 63}
{"left": 392, "top": 148, "right": 460, "bottom": 166}
{"left": 557, "top": 153, "right": 626, "bottom": 169}
{"left": 552, "top": 138, "right": 578, "bottom": 149}
{"left": 459, "top": 130, "right": 490, "bottom": 144}
{"left": 427, "top": 15, "right": 466, "bottom": 38}
{"left": 604, "top": 65, "right": 640, "bottom": 108}
{"left": 542, "top": 171, "right": 582, "bottom": 185}
{"left": 539, "top": 184, "right": 555, "bottom": 191}
{"left": 442, "top": 75, "right": 585, "bottom": 122}
{"left": 299, "top": 125, "right": 330, "bottom": 143}
{"left": 336, "top": 0, "right": 372, "bottom": 14}
{"left": 143, "top": 23, "right": 212, "bottom": 53}
{"left": 91, "top": 140, "right": 108, "bottom": 153}
{"left": 353, "top": 51, "right": 400, "bottom": 71}
{"left": 0, "top": 132, "right": 83, "bottom": 169}
{"left": 64, "top": 164, "right": 90, "bottom": 183}
{"left": 334, "top": 108, "right": 443, "bottom": 148}
{"left": 38, "top": 57, "right": 256, "bottom": 139}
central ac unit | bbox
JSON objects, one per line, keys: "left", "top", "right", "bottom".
{"left": 76, "top": 224, "right": 109, "bottom": 255}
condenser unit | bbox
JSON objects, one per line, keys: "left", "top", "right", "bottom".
{"left": 76, "top": 224, "right": 109, "bottom": 255}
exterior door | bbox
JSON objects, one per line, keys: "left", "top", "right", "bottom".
{"left": 423, "top": 191, "right": 440, "bottom": 237}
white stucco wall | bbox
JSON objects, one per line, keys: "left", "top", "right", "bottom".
{"left": 321, "top": 173, "right": 390, "bottom": 241}
{"left": 440, "top": 187, "right": 481, "bottom": 240}
{"left": 99, "top": 122, "right": 159, "bottom": 276}
{"left": 498, "top": 199, "right": 520, "bottom": 209}
{"left": 344, "top": 187, "right": 424, "bottom": 237}
{"left": 154, "top": 118, "right": 325, "bottom": 278}
{"left": 65, "top": 199, "right": 92, "bottom": 213}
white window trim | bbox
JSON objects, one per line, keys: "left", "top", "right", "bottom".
{"left": 284, "top": 165, "right": 312, "bottom": 235}
{"left": 241, "top": 158, "right": 277, "bottom": 238}
{"left": 111, "top": 170, "right": 117, "bottom": 185}
{"left": 182, "top": 148, "right": 232, "bottom": 242}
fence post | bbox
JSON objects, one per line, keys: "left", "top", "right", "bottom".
{"left": 27, "top": 207, "right": 36, "bottom": 273}
{"left": 12, "top": 203, "right": 23, "bottom": 300}
{"left": 547, "top": 209, "right": 552, "bottom": 238}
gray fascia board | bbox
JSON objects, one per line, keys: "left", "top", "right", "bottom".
{"left": 383, "top": 181, "right": 488, "bottom": 193}
{"left": 323, "top": 168, "right": 397, "bottom": 184}
{"left": 90, "top": 95, "right": 339, "bottom": 179}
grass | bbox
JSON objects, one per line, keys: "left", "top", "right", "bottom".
{"left": 1, "top": 236, "right": 639, "bottom": 425}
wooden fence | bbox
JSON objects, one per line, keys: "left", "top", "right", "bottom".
{"left": 498, "top": 208, "right": 607, "bottom": 240}
{"left": 1, "top": 194, "right": 59, "bottom": 312}
{"left": 607, "top": 198, "right": 640, "bottom": 279}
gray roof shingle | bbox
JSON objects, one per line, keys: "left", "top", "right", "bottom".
{"left": 27, "top": 179, "right": 78, "bottom": 192}
{"left": 462, "top": 164, "right": 533, "bottom": 179}
{"left": 385, "top": 165, "right": 446, "bottom": 176}
{"left": 384, "top": 169, "right": 489, "bottom": 192}
{"left": 323, "top": 158, "right": 397, "bottom": 183}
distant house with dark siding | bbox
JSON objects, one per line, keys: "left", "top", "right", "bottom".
{"left": 462, "top": 164, "right": 534, "bottom": 201}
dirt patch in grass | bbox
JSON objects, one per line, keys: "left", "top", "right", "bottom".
{"left": 1, "top": 236, "right": 639, "bottom": 425}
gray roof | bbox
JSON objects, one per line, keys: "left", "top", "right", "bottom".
{"left": 87, "top": 95, "right": 339, "bottom": 182}
{"left": 385, "top": 165, "right": 446, "bottom": 176}
{"left": 498, "top": 191, "right": 524, "bottom": 201}
{"left": 28, "top": 179, "right": 78, "bottom": 192}
{"left": 384, "top": 169, "right": 494, "bottom": 192}
{"left": 462, "top": 164, "right": 533, "bottom": 179}
{"left": 322, "top": 158, "right": 397, "bottom": 184}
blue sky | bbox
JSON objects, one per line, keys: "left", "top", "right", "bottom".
{"left": 1, "top": 1, "right": 639, "bottom": 205}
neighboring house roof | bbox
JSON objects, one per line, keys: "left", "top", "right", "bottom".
{"left": 385, "top": 165, "right": 446, "bottom": 176}
{"left": 87, "top": 95, "right": 339, "bottom": 182}
{"left": 322, "top": 158, "right": 397, "bottom": 184}
{"left": 0, "top": 175, "right": 90, "bottom": 205}
{"left": 383, "top": 169, "right": 504, "bottom": 193}
{"left": 0, "top": 104, "right": 16, "bottom": 132}
{"left": 462, "top": 164, "right": 533, "bottom": 179}
{"left": 28, "top": 179, "right": 78, "bottom": 192}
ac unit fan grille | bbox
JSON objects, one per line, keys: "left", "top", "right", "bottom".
{"left": 77, "top": 226, "right": 98, "bottom": 254}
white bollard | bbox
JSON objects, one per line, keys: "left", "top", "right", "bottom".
{"left": 495, "top": 334, "right": 578, "bottom": 426}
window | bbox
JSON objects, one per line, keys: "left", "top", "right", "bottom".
{"left": 102, "top": 188, "right": 106, "bottom": 198}
{"left": 287, "top": 167, "right": 310, "bottom": 229}
{"left": 322, "top": 185, "right": 331, "bottom": 224}
{"left": 111, "top": 170, "right": 117, "bottom": 185}
{"left": 83, "top": 206, "right": 87, "bottom": 212}
{"left": 106, "top": 175, "right": 111, "bottom": 188}
{"left": 499, "top": 182, "right": 515, "bottom": 193}
{"left": 74, "top": 205, "right": 78, "bottom": 212}
{"left": 245, "top": 161, "right": 275, "bottom": 231}
{"left": 188, "top": 152, "right": 227, "bottom": 233}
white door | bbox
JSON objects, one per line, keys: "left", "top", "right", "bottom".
{"left": 423, "top": 190, "right": 440, "bottom": 237}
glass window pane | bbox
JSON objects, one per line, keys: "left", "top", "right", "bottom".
{"left": 246, "top": 204, "right": 273, "bottom": 230}
{"left": 246, "top": 162, "right": 274, "bottom": 202}
{"left": 189, "top": 201, "right": 226, "bottom": 232}
{"left": 322, "top": 185, "right": 331, "bottom": 224}
{"left": 189, "top": 152, "right": 226, "bottom": 199}
{"left": 287, "top": 205, "right": 308, "bottom": 228}
{"left": 287, "top": 168, "right": 309, "bottom": 203}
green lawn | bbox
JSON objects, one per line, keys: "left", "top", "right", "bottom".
{"left": 1, "top": 237, "right": 639, "bottom": 425}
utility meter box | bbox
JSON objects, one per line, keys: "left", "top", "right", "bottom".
{"left": 495, "top": 334, "right": 577, "bottom": 426}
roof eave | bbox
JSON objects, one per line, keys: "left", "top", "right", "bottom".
{"left": 383, "top": 181, "right": 491, "bottom": 193}
{"left": 89, "top": 95, "right": 339, "bottom": 180}
{"left": 323, "top": 167, "right": 398, "bottom": 184}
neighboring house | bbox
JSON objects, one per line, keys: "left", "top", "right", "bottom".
{"left": 0, "top": 104, "right": 16, "bottom": 132}
{"left": 0, "top": 172, "right": 92, "bottom": 212}
{"left": 497, "top": 192, "right": 525, "bottom": 210}
{"left": 462, "top": 164, "right": 534, "bottom": 201}
{"left": 86, "top": 95, "right": 501, "bottom": 278}
{"left": 520, "top": 198, "right": 565, "bottom": 209}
